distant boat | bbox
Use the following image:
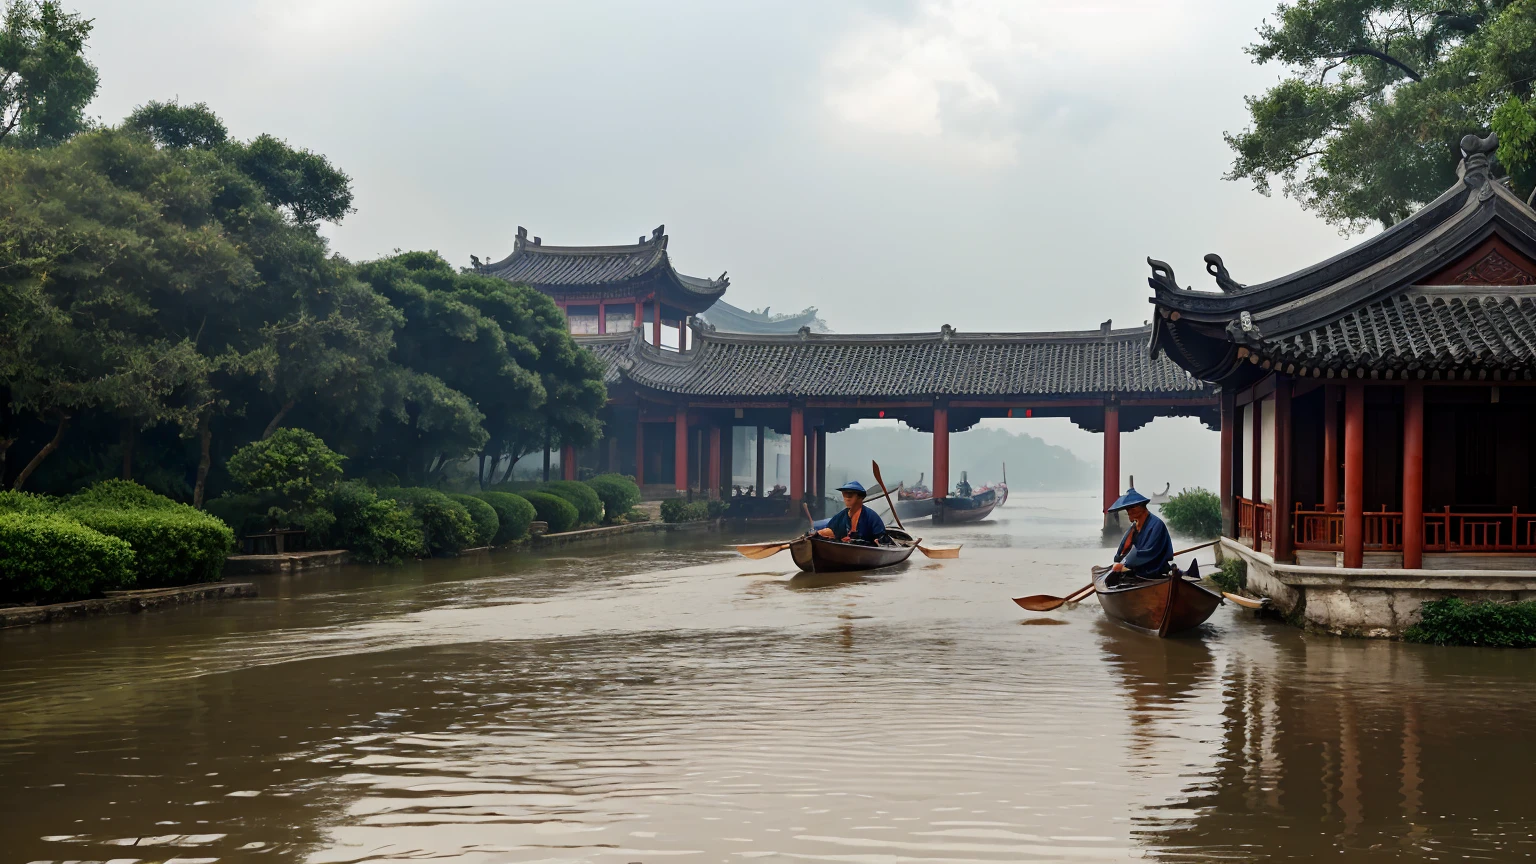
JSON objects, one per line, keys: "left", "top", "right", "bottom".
{"left": 933, "top": 473, "right": 997, "bottom": 524}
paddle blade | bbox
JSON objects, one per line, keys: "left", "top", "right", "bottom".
{"left": 917, "top": 543, "right": 961, "bottom": 559}
{"left": 1013, "top": 595, "right": 1067, "bottom": 612}
{"left": 736, "top": 543, "right": 790, "bottom": 560}
{"left": 1222, "top": 591, "right": 1266, "bottom": 610}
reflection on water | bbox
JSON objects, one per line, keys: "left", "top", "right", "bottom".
{"left": 0, "top": 493, "right": 1532, "bottom": 862}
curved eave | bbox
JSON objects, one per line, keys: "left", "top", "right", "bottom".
{"left": 1154, "top": 181, "right": 1476, "bottom": 318}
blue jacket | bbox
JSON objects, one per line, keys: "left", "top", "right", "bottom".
{"left": 1114, "top": 512, "right": 1174, "bottom": 577}
{"left": 824, "top": 505, "right": 887, "bottom": 543}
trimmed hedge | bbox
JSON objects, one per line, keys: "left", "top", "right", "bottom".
{"left": 0, "top": 490, "right": 58, "bottom": 514}
{"left": 65, "top": 506, "right": 234, "bottom": 588}
{"left": 585, "top": 474, "right": 640, "bottom": 524}
{"left": 330, "top": 481, "right": 424, "bottom": 564}
{"left": 661, "top": 499, "right": 711, "bottom": 523}
{"left": 537, "top": 481, "right": 603, "bottom": 525}
{"left": 472, "top": 491, "right": 536, "bottom": 545}
{"left": 522, "top": 491, "right": 579, "bottom": 534}
{"left": 448, "top": 493, "right": 499, "bottom": 547}
{"left": 68, "top": 479, "right": 181, "bottom": 511}
{"left": 1404, "top": 597, "right": 1536, "bottom": 648}
{"left": 381, "top": 487, "right": 477, "bottom": 557}
{"left": 0, "top": 513, "right": 136, "bottom": 603}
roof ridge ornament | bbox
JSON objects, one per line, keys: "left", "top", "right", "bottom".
{"left": 1203, "top": 254, "right": 1246, "bottom": 294}
{"left": 1460, "top": 132, "right": 1498, "bottom": 200}
{"left": 798, "top": 325, "right": 811, "bottom": 340}
{"left": 1146, "top": 258, "right": 1184, "bottom": 294}
{"left": 941, "top": 324, "right": 955, "bottom": 342}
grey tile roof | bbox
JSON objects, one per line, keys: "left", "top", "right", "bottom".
{"left": 573, "top": 333, "right": 634, "bottom": 385}
{"left": 1251, "top": 289, "right": 1536, "bottom": 375}
{"left": 580, "top": 326, "right": 1207, "bottom": 399}
{"left": 477, "top": 225, "right": 727, "bottom": 304}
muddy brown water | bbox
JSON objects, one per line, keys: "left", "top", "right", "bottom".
{"left": 1, "top": 494, "right": 1533, "bottom": 862}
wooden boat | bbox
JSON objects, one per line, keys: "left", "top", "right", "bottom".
{"left": 933, "top": 487, "right": 997, "bottom": 524}
{"left": 1092, "top": 562, "right": 1223, "bottom": 637}
{"left": 788, "top": 527, "right": 919, "bottom": 573}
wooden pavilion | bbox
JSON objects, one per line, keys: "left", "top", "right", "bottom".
{"left": 1149, "top": 133, "right": 1536, "bottom": 631}
{"left": 476, "top": 225, "right": 727, "bottom": 347}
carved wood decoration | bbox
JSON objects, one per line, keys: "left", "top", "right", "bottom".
{"left": 1422, "top": 236, "right": 1536, "bottom": 286}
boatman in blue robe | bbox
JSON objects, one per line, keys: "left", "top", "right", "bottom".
{"left": 817, "top": 481, "right": 888, "bottom": 544}
{"left": 1108, "top": 487, "right": 1174, "bottom": 579}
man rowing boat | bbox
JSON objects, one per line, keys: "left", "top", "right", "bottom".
{"left": 1107, "top": 487, "right": 1173, "bottom": 580}
{"left": 817, "top": 480, "right": 888, "bottom": 544}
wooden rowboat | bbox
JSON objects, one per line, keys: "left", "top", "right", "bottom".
{"left": 1092, "top": 563, "right": 1223, "bottom": 637}
{"left": 788, "top": 527, "right": 919, "bottom": 573}
{"left": 933, "top": 488, "right": 997, "bottom": 525}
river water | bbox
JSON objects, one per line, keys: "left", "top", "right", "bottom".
{"left": 2, "top": 493, "right": 1533, "bottom": 863}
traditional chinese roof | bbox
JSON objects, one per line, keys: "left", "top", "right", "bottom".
{"left": 1148, "top": 133, "right": 1536, "bottom": 385}
{"left": 476, "top": 225, "right": 728, "bottom": 315}
{"left": 580, "top": 322, "right": 1207, "bottom": 399}
{"left": 699, "top": 299, "right": 830, "bottom": 334}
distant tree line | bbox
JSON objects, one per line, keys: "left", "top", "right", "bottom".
{"left": 0, "top": 0, "right": 606, "bottom": 504}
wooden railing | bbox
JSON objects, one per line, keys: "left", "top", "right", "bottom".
{"left": 1291, "top": 505, "right": 1536, "bottom": 553}
{"left": 1235, "top": 497, "right": 1273, "bottom": 551}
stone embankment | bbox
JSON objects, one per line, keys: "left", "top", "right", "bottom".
{"left": 0, "top": 582, "right": 257, "bottom": 629}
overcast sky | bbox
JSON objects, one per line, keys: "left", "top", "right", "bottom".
{"left": 72, "top": 0, "right": 1362, "bottom": 492}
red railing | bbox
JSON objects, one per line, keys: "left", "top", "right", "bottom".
{"left": 1235, "top": 497, "right": 1273, "bottom": 552}
{"left": 1291, "top": 505, "right": 1536, "bottom": 553}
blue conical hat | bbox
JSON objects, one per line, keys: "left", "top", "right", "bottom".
{"left": 836, "top": 480, "right": 868, "bottom": 496}
{"left": 1107, "top": 487, "right": 1150, "bottom": 513}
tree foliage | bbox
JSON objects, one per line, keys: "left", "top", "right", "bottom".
{"left": 1228, "top": 0, "right": 1536, "bottom": 231}
{"left": 0, "top": 0, "right": 97, "bottom": 147}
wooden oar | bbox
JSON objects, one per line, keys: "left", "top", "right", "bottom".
{"left": 734, "top": 540, "right": 793, "bottom": 559}
{"left": 1011, "top": 541, "right": 1223, "bottom": 611}
{"left": 872, "top": 461, "right": 961, "bottom": 559}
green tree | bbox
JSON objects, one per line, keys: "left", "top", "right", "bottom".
{"left": 0, "top": 0, "right": 97, "bottom": 147}
{"left": 1227, "top": 0, "right": 1536, "bottom": 232}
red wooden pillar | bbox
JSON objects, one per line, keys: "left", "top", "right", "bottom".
{"left": 708, "top": 424, "right": 722, "bottom": 499}
{"left": 1102, "top": 402, "right": 1120, "bottom": 511}
{"left": 1220, "top": 389, "right": 1235, "bottom": 537}
{"left": 1403, "top": 381, "right": 1425, "bottom": 569}
{"left": 933, "top": 405, "right": 950, "bottom": 499}
{"left": 1343, "top": 382, "right": 1365, "bottom": 568}
{"left": 633, "top": 297, "right": 642, "bottom": 335}
{"left": 561, "top": 444, "right": 576, "bottom": 481}
{"left": 1323, "top": 384, "right": 1339, "bottom": 512}
{"left": 674, "top": 406, "right": 689, "bottom": 494}
{"left": 1273, "top": 377, "right": 1293, "bottom": 563}
{"left": 789, "top": 406, "right": 806, "bottom": 506}
{"left": 651, "top": 297, "right": 662, "bottom": 347}
{"left": 634, "top": 421, "right": 645, "bottom": 486}
{"left": 597, "top": 299, "right": 607, "bottom": 335}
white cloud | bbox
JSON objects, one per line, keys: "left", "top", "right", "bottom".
{"left": 820, "top": 0, "right": 1196, "bottom": 166}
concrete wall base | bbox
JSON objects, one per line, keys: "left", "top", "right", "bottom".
{"left": 1219, "top": 537, "right": 1536, "bottom": 637}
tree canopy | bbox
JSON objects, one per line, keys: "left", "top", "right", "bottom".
{"left": 0, "top": 0, "right": 97, "bottom": 147}
{"left": 1227, "top": 0, "right": 1536, "bottom": 231}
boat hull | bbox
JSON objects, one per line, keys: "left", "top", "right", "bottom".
{"left": 788, "top": 531, "right": 917, "bottom": 573}
{"left": 933, "top": 489, "right": 998, "bottom": 524}
{"left": 894, "top": 496, "right": 936, "bottom": 521}
{"left": 1093, "top": 570, "right": 1223, "bottom": 637}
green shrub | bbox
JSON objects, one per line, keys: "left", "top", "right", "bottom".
{"left": 66, "top": 507, "right": 234, "bottom": 588}
{"left": 1211, "top": 558, "right": 1247, "bottom": 594}
{"left": 661, "top": 498, "right": 712, "bottom": 523}
{"left": 68, "top": 479, "right": 181, "bottom": 511}
{"left": 225, "top": 428, "right": 345, "bottom": 509}
{"left": 472, "top": 491, "right": 536, "bottom": 544}
{"left": 380, "top": 487, "right": 476, "bottom": 557}
{"left": 204, "top": 491, "right": 284, "bottom": 539}
{"left": 584, "top": 474, "right": 640, "bottom": 524}
{"left": 330, "top": 481, "right": 424, "bottom": 564}
{"left": 537, "top": 481, "right": 604, "bottom": 525}
{"left": 1404, "top": 597, "right": 1536, "bottom": 648}
{"left": 448, "top": 493, "right": 499, "bottom": 547}
{"left": 522, "top": 491, "right": 579, "bottom": 534}
{"left": 0, "top": 513, "right": 136, "bottom": 603}
{"left": 0, "top": 490, "right": 58, "bottom": 514}
{"left": 1160, "top": 487, "right": 1222, "bottom": 538}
